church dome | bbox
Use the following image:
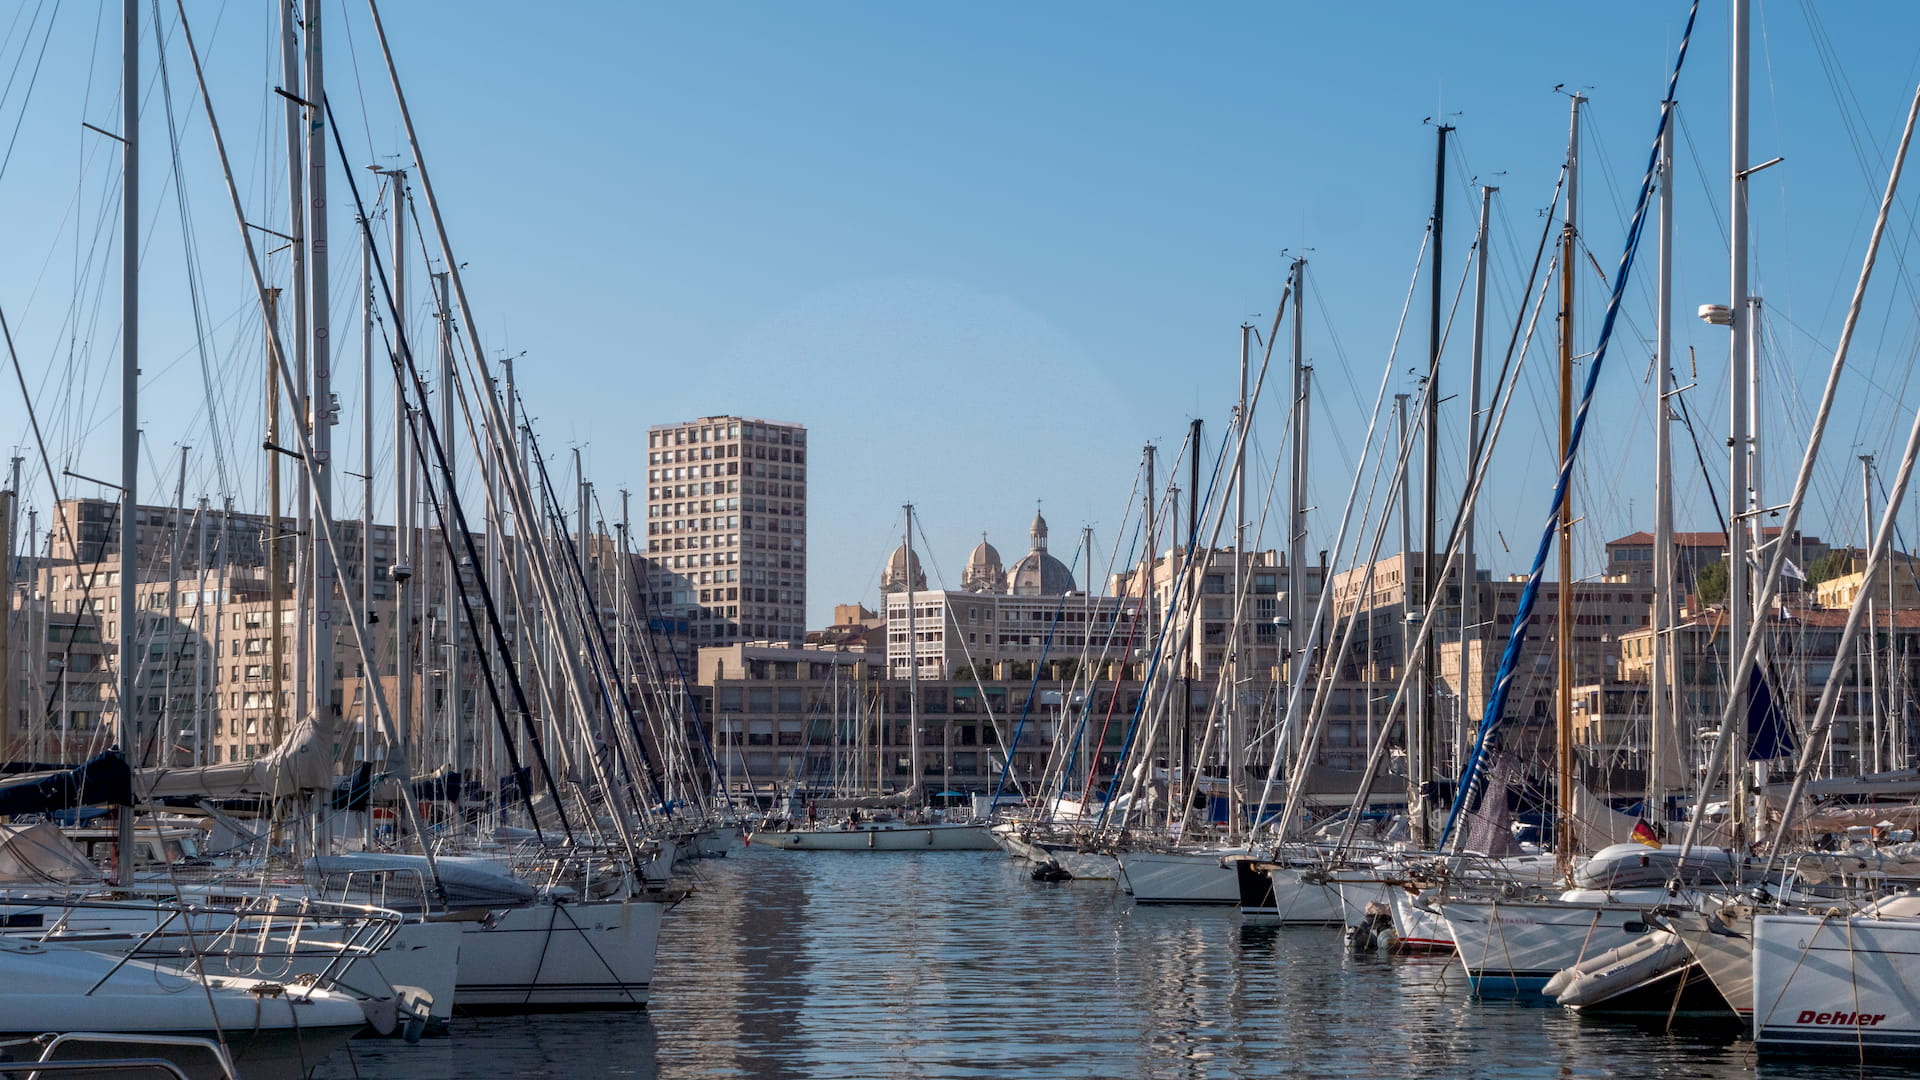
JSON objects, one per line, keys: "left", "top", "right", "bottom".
{"left": 1004, "top": 508, "right": 1076, "bottom": 596}
{"left": 963, "top": 533, "right": 1005, "bottom": 593}
{"left": 882, "top": 543, "right": 927, "bottom": 594}
{"left": 1006, "top": 551, "right": 1076, "bottom": 596}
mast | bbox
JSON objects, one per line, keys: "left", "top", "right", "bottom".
{"left": 1728, "top": 0, "right": 1753, "bottom": 832}
{"left": 904, "top": 503, "right": 920, "bottom": 799}
{"left": 1465, "top": 184, "right": 1493, "bottom": 771}
{"left": 1417, "top": 122, "right": 1450, "bottom": 849}
{"left": 360, "top": 197, "right": 376, "bottom": 771}
{"left": 1231, "top": 323, "right": 1251, "bottom": 839}
{"left": 384, "top": 169, "right": 411, "bottom": 790}
{"left": 278, "top": 0, "right": 308, "bottom": 746}
{"left": 164, "top": 447, "right": 186, "bottom": 766}
{"left": 437, "top": 271, "right": 461, "bottom": 778}
{"left": 193, "top": 498, "right": 207, "bottom": 765}
{"left": 1651, "top": 101, "right": 1682, "bottom": 814}
{"left": 265, "top": 288, "right": 287, "bottom": 754}
{"left": 304, "top": 0, "right": 337, "bottom": 764}
{"left": 115, "top": 0, "right": 139, "bottom": 885}
{"left": 1863, "top": 455, "right": 1881, "bottom": 772}
{"left": 0, "top": 463, "right": 11, "bottom": 764}
{"left": 1142, "top": 442, "right": 1157, "bottom": 662}
{"left": 1288, "top": 258, "right": 1308, "bottom": 773}
{"left": 1185, "top": 418, "right": 1200, "bottom": 799}
{"left": 1556, "top": 92, "right": 1584, "bottom": 869}
{"left": 1395, "top": 392, "right": 1415, "bottom": 829}
{"left": 28, "top": 508, "right": 40, "bottom": 763}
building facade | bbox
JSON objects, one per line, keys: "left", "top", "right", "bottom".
{"left": 644, "top": 416, "right": 807, "bottom": 645}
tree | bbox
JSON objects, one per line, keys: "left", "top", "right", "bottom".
{"left": 1804, "top": 549, "right": 1855, "bottom": 586}
{"left": 1696, "top": 560, "right": 1728, "bottom": 605}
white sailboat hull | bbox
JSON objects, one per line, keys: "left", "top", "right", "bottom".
{"left": 1753, "top": 912, "right": 1920, "bottom": 1054}
{"left": 454, "top": 898, "right": 662, "bottom": 1011}
{"left": 1120, "top": 850, "right": 1242, "bottom": 905}
{"left": 0, "top": 937, "right": 367, "bottom": 1079}
{"left": 1440, "top": 893, "right": 1670, "bottom": 995}
{"left": 689, "top": 825, "right": 741, "bottom": 858}
{"left": 1042, "top": 844, "right": 1122, "bottom": 880}
{"left": 1666, "top": 907, "right": 1754, "bottom": 1017}
{"left": 0, "top": 897, "right": 460, "bottom": 1029}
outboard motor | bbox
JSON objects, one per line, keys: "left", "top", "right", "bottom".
{"left": 1346, "top": 900, "right": 1396, "bottom": 953}
{"left": 1031, "top": 861, "right": 1072, "bottom": 883}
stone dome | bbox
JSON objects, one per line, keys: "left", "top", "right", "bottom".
{"left": 963, "top": 533, "right": 1005, "bottom": 594}
{"left": 881, "top": 543, "right": 927, "bottom": 594}
{"left": 1005, "top": 509, "right": 1076, "bottom": 596}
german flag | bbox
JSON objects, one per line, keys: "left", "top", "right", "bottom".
{"left": 1630, "top": 820, "right": 1662, "bottom": 849}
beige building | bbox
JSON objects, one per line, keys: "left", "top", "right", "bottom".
{"left": 644, "top": 416, "right": 807, "bottom": 645}
{"left": 1814, "top": 561, "right": 1920, "bottom": 611}
{"left": 1110, "top": 545, "right": 1309, "bottom": 684}
{"left": 695, "top": 636, "right": 1145, "bottom": 798}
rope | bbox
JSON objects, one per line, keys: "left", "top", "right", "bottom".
{"left": 1443, "top": 0, "right": 1702, "bottom": 849}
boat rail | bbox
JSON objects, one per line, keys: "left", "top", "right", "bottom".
{"left": 5, "top": 895, "right": 403, "bottom": 998}
{"left": 0, "top": 1032, "right": 237, "bottom": 1080}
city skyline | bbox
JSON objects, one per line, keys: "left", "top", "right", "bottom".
{"left": 3, "top": 4, "right": 1920, "bottom": 629}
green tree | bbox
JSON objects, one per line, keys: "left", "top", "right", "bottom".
{"left": 1696, "top": 560, "right": 1728, "bottom": 605}
{"left": 1804, "top": 549, "right": 1854, "bottom": 585}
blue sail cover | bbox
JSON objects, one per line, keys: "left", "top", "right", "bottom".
{"left": 0, "top": 750, "right": 133, "bottom": 815}
{"left": 1747, "top": 664, "right": 1795, "bottom": 761}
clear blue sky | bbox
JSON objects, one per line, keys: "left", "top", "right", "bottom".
{"left": 5, "top": 2, "right": 1920, "bottom": 628}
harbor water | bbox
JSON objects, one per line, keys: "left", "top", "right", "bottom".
{"left": 315, "top": 847, "right": 1898, "bottom": 1079}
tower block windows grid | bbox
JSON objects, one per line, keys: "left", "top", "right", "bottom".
{"left": 645, "top": 416, "right": 807, "bottom": 644}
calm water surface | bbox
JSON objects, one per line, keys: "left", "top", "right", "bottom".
{"left": 315, "top": 846, "right": 1906, "bottom": 1079}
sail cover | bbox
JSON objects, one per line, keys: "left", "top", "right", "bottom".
{"left": 0, "top": 750, "right": 133, "bottom": 815}
{"left": 1461, "top": 752, "right": 1522, "bottom": 857}
{"left": 0, "top": 823, "right": 104, "bottom": 885}
{"left": 138, "top": 715, "right": 334, "bottom": 800}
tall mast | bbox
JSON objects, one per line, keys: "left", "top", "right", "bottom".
{"left": 1727, "top": 0, "right": 1753, "bottom": 830}
{"left": 1862, "top": 454, "right": 1881, "bottom": 772}
{"left": 1395, "top": 392, "right": 1415, "bottom": 829}
{"left": 305, "top": 0, "right": 336, "bottom": 756}
{"left": 278, "top": 0, "right": 308, "bottom": 745}
{"left": 384, "top": 169, "right": 411, "bottom": 788}
{"left": 1465, "top": 184, "right": 1493, "bottom": 768}
{"left": 266, "top": 288, "right": 287, "bottom": 754}
{"left": 1185, "top": 418, "right": 1200, "bottom": 796}
{"left": 438, "top": 272, "right": 461, "bottom": 776}
{"left": 1142, "top": 442, "right": 1156, "bottom": 659}
{"left": 193, "top": 498, "right": 207, "bottom": 765}
{"left": 1231, "top": 323, "right": 1250, "bottom": 839}
{"left": 904, "top": 503, "right": 919, "bottom": 799}
{"left": 360, "top": 198, "right": 376, "bottom": 770}
{"left": 1288, "top": 258, "right": 1308, "bottom": 760}
{"left": 1417, "top": 122, "right": 1450, "bottom": 849}
{"left": 1651, "top": 101, "right": 1683, "bottom": 813}
{"left": 115, "top": 0, "right": 139, "bottom": 886}
{"left": 1556, "top": 93, "right": 1584, "bottom": 869}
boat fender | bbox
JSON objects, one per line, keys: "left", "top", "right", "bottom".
{"left": 357, "top": 995, "right": 400, "bottom": 1038}
{"left": 1542, "top": 968, "right": 1575, "bottom": 998}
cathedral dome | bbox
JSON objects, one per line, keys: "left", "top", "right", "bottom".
{"left": 1006, "top": 551, "right": 1076, "bottom": 596}
{"left": 963, "top": 533, "right": 1005, "bottom": 593}
{"left": 1004, "top": 508, "right": 1076, "bottom": 596}
{"left": 882, "top": 543, "right": 927, "bottom": 594}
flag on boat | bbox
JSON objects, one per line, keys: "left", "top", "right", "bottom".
{"left": 1630, "top": 820, "right": 1662, "bottom": 849}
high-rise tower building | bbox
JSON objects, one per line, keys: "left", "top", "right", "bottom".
{"left": 644, "top": 416, "right": 807, "bottom": 643}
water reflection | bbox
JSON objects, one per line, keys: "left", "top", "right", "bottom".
{"left": 314, "top": 849, "right": 1918, "bottom": 1079}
